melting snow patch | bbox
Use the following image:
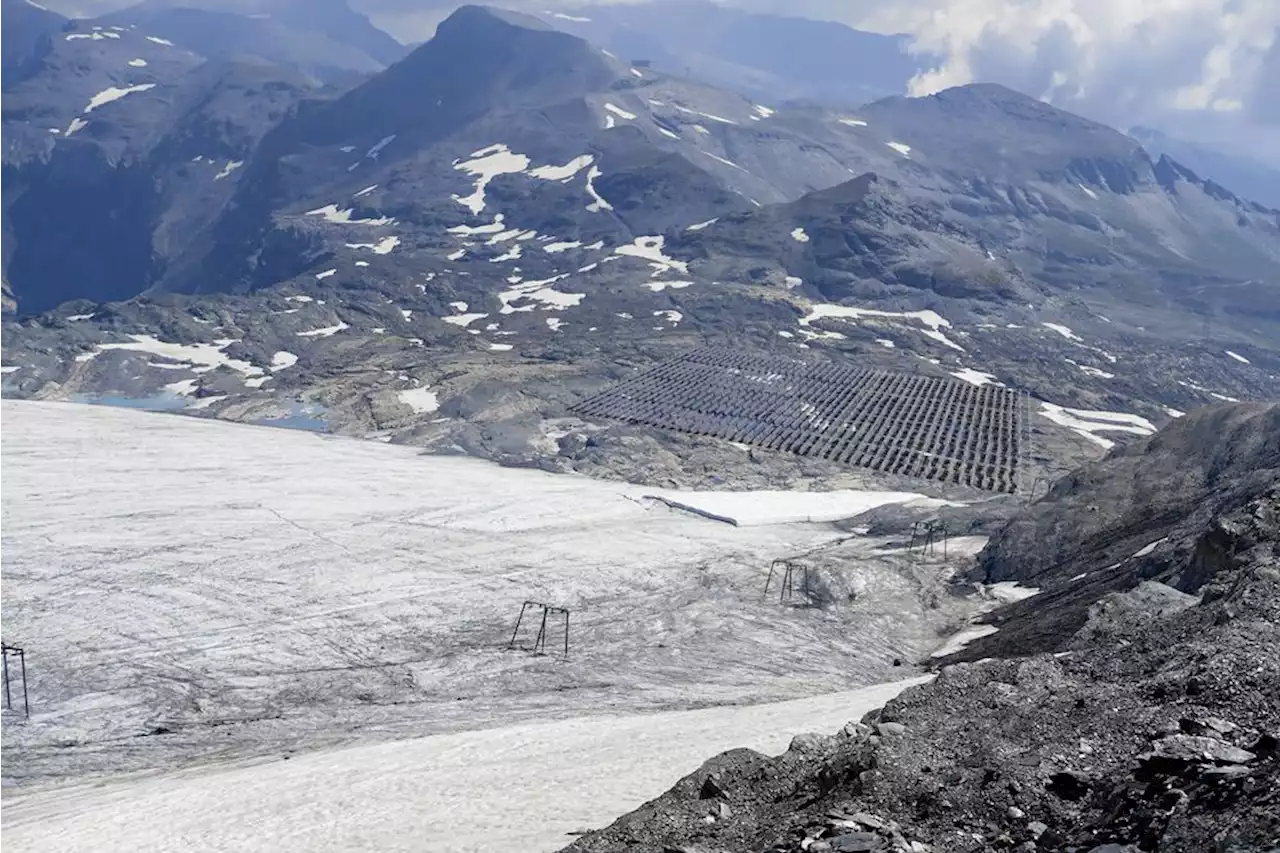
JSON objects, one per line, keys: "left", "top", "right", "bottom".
{"left": 543, "top": 241, "right": 582, "bottom": 253}
{"left": 654, "top": 310, "right": 683, "bottom": 325}
{"left": 1077, "top": 183, "right": 1099, "bottom": 199}
{"left": 1038, "top": 403, "right": 1156, "bottom": 450}
{"left": 1163, "top": 406, "right": 1186, "bottom": 418}
{"left": 449, "top": 301, "right": 468, "bottom": 312}
{"left": 550, "top": 11, "right": 591, "bottom": 21}
{"left": 307, "top": 204, "right": 393, "bottom": 225}
{"left": 790, "top": 227, "right": 810, "bottom": 243}
{"left": 950, "top": 368, "right": 998, "bottom": 386}
{"left": 345, "top": 236, "right": 400, "bottom": 255}
{"left": 488, "top": 343, "right": 514, "bottom": 351}
{"left": 1132, "top": 538, "right": 1167, "bottom": 558}
{"left": 886, "top": 141, "right": 911, "bottom": 157}
{"left": 672, "top": 104, "right": 738, "bottom": 125}
{"left": 398, "top": 387, "right": 440, "bottom": 414}
{"left": 644, "top": 280, "right": 693, "bottom": 292}
{"left": 839, "top": 117, "right": 869, "bottom": 127}
{"left": 785, "top": 276, "right": 802, "bottom": 288}
{"left": 650, "top": 488, "right": 956, "bottom": 527}
{"left": 752, "top": 105, "right": 775, "bottom": 119}
{"left": 546, "top": 317, "right": 565, "bottom": 331}
{"left": 630, "top": 68, "right": 644, "bottom": 78}
{"left": 128, "top": 58, "right": 148, "bottom": 67}
{"left": 528, "top": 154, "right": 593, "bottom": 182}
{"left": 876, "top": 339, "right": 895, "bottom": 348}
{"left": 1076, "top": 364, "right": 1115, "bottom": 379}
{"left": 83, "top": 83, "right": 157, "bottom": 114}
{"left": 285, "top": 295, "right": 314, "bottom": 303}
{"left": 585, "top": 166, "right": 613, "bottom": 212}
{"left": 65, "top": 313, "right": 95, "bottom": 322}
{"left": 96, "top": 335, "right": 263, "bottom": 376}
{"left": 657, "top": 127, "right": 680, "bottom": 140}
{"left": 448, "top": 214, "right": 507, "bottom": 236}
{"left": 931, "top": 625, "right": 999, "bottom": 658}
{"left": 604, "top": 103, "right": 638, "bottom": 120}
{"left": 614, "top": 236, "right": 688, "bottom": 276}
{"left": 315, "top": 269, "right": 337, "bottom": 280}
{"left": 270, "top": 351, "right": 299, "bottom": 371}
{"left": 687, "top": 218, "right": 718, "bottom": 231}
{"left": 498, "top": 274, "right": 584, "bottom": 314}
{"left": 354, "top": 185, "right": 378, "bottom": 198}
{"left": 1042, "top": 322, "right": 1082, "bottom": 342}
{"left": 145, "top": 35, "right": 174, "bottom": 45}
{"left": 800, "top": 305, "right": 965, "bottom": 352}
{"left": 452, "top": 144, "right": 530, "bottom": 214}
{"left": 699, "top": 150, "right": 746, "bottom": 171}
{"left": 214, "top": 160, "right": 243, "bottom": 180}
{"left": 443, "top": 313, "right": 488, "bottom": 328}
{"left": 985, "top": 582, "right": 1041, "bottom": 604}
{"left": 296, "top": 321, "right": 349, "bottom": 338}
{"left": 1225, "top": 350, "right": 1250, "bottom": 364}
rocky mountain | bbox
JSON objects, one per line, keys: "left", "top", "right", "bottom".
{"left": 559, "top": 402, "right": 1280, "bottom": 853}
{"left": 1, "top": 0, "right": 68, "bottom": 84}
{"left": 1129, "top": 125, "right": 1280, "bottom": 212}
{"left": 1, "top": 5, "right": 1277, "bottom": 486}
{"left": 541, "top": 0, "right": 930, "bottom": 108}
{"left": 91, "top": 0, "right": 408, "bottom": 82}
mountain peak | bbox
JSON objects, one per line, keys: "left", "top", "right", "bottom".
{"left": 441, "top": 4, "right": 559, "bottom": 34}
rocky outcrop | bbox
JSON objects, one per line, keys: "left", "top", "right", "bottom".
{"left": 560, "top": 406, "right": 1280, "bottom": 853}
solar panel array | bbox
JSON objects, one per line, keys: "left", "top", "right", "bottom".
{"left": 572, "top": 349, "right": 1028, "bottom": 494}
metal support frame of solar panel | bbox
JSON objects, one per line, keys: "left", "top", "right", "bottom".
{"left": 572, "top": 349, "right": 1027, "bottom": 494}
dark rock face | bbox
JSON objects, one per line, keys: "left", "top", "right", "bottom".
{"left": 1, "top": 0, "right": 66, "bottom": 86}
{"left": 558, "top": 410, "right": 1280, "bottom": 853}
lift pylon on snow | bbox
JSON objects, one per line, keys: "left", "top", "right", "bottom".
{"left": 1, "top": 643, "right": 29, "bottom": 719}
{"left": 507, "top": 600, "right": 570, "bottom": 658}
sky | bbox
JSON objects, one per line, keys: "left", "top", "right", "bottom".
{"left": 39, "top": 0, "right": 1280, "bottom": 164}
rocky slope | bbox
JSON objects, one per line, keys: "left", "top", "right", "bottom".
{"left": 1, "top": 5, "right": 1277, "bottom": 488}
{"left": 559, "top": 403, "right": 1280, "bottom": 852}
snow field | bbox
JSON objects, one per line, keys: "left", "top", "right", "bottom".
{"left": 3, "top": 402, "right": 981, "bottom": 794}
{"left": 2, "top": 677, "right": 929, "bottom": 853}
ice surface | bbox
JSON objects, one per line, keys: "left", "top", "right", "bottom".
{"left": 604, "top": 103, "right": 637, "bottom": 120}
{"left": 397, "top": 387, "right": 439, "bottom": 414}
{"left": 984, "top": 582, "right": 1041, "bottom": 604}
{"left": 790, "top": 227, "right": 810, "bottom": 243}
{"left": 1225, "top": 350, "right": 1250, "bottom": 364}
{"left": 3, "top": 675, "right": 927, "bottom": 853}
{"left": 886, "top": 141, "right": 911, "bottom": 157}
{"left": 2, "top": 402, "right": 989, "bottom": 817}
{"left": 83, "top": 83, "right": 156, "bottom": 114}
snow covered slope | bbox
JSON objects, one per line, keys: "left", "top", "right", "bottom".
{"left": 2, "top": 676, "right": 929, "bottom": 853}
{"left": 1, "top": 401, "right": 977, "bottom": 789}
